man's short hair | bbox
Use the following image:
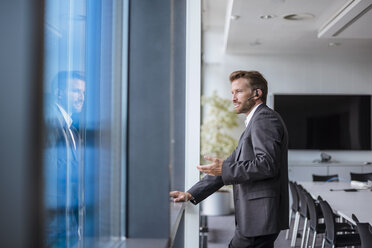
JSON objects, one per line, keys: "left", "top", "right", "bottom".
{"left": 52, "top": 71, "right": 86, "bottom": 93}
{"left": 229, "top": 70, "right": 268, "bottom": 104}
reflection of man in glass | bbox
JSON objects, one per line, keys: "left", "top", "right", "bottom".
{"left": 44, "top": 71, "right": 86, "bottom": 248}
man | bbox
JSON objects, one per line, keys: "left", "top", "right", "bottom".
{"left": 170, "top": 70, "right": 289, "bottom": 247}
{"left": 44, "top": 71, "right": 86, "bottom": 247}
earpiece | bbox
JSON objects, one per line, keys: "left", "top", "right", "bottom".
{"left": 247, "top": 89, "right": 260, "bottom": 101}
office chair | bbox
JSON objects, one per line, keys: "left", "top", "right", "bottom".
{"left": 295, "top": 184, "right": 310, "bottom": 248}
{"left": 304, "top": 191, "right": 324, "bottom": 248}
{"left": 350, "top": 172, "right": 372, "bottom": 182}
{"left": 312, "top": 174, "right": 339, "bottom": 182}
{"left": 352, "top": 214, "right": 372, "bottom": 248}
{"left": 303, "top": 192, "right": 353, "bottom": 248}
{"left": 319, "top": 199, "right": 360, "bottom": 248}
{"left": 287, "top": 181, "right": 300, "bottom": 241}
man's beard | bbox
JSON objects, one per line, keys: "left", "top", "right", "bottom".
{"left": 236, "top": 99, "right": 255, "bottom": 114}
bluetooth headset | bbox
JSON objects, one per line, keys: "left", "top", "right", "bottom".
{"left": 247, "top": 89, "right": 259, "bottom": 101}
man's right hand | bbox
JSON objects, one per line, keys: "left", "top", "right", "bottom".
{"left": 169, "top": 191, "right": 192, "bottom": 202}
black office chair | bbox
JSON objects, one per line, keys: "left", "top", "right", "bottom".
{"left": 312, "top": 174, "right": 339, "bottom": 182}
{"left": 296, "top": 184, "right": 310, "bottom": 248}
{"left": 304, "top": 191, "right": 325, "bottom": 248}
{"left": 352, "top": 214, "right": 372, "bottom": 248}
{"left": 303, "top": 192, "right": 353, "bottom": 248}
{"left": 319, "top": 199, "right": 361, "bottom": 248}
{"left": 350, "top": 172, "right": 372, "bottom": 182}
{"left": 287, "top": 181, "right": 300, "bottom": 240}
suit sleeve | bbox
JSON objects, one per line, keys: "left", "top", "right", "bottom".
{"left": 221, "top": 112, "right": 284, "bottom": 184}
{"left": 187, "top": 175, "right": 224, "bottom": 205}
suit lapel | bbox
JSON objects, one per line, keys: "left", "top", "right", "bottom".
{"left": 69, "top": 126, "right": 79, "bottom": 160}
{"left": 235, "top": 130, "right": 245, "bottom": 160}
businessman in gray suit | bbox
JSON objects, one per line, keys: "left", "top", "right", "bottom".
{"left": 44, "top": 71, "right": 86, "bottom": 247}
{"left": 170, "top": 70, "right": 289, "bottom": 247}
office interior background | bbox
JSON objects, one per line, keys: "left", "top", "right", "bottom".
{"left": 0, "top": 0, "right": 372, "bottom": 247}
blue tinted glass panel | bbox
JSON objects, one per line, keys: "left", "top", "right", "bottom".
{"left": 43, "top": 0, "right": 126, "bottom": 246}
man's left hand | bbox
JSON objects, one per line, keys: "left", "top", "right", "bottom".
{"left": 197, "top": 156, "right": 223, "bottom": 176}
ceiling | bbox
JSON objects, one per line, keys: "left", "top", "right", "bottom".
{"left": 202, "top": 0, "right": 372, "bottom": 54}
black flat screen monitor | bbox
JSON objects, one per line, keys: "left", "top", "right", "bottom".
{"left": 274, "top": 95, "right": 371, "bottom": 150}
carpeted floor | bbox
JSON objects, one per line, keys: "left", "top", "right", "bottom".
{"left": 207, "top": 215, "right": 325, "bottom": 248}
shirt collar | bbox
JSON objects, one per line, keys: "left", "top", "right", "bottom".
{"left": 244, "top": 103, "right": 262, "bottom": 127}
{"left": 56, "top": 103, "right": 73, "bottom": 128}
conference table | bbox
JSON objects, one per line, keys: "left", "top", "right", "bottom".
{"left": 299, "top": 181, "right": 372, "bottom": 225}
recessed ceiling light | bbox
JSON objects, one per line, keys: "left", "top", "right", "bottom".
{"left": 328, "top": 42, "right": 341, "bottom": 47}
{"left": 230, "top": 15, "right": 240, "bottom": 20}
{"left": 283, "top": 13, "right": 314, "bottom": 21}
{"left": 260, "top": 14, "right": 276, "bottom": 20}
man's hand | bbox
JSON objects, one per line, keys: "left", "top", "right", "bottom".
{"left": 196, "top": 156, "right": 223, "bottom": 176}
{"left": 170, "top": 191, "right": 192, "bottom": 202}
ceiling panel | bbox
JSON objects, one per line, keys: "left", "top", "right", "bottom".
{"left": 203, "top": 0, "right": 372, "bottom": 54}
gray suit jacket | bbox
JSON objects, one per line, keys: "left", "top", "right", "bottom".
{"left": 188, "top": 104, "right": 289, "bottom": 237}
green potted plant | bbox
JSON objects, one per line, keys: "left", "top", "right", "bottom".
{"left": 200, "top": 91, "right": 239, "bottom": 215}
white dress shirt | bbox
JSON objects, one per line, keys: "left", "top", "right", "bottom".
{"left": 244, "top": 103, "right": 262, "bottom": 127}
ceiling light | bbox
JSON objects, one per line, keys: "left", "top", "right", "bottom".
{"left": 283, "top": 13, "right": 314, "bottom": 21}
{"left": 230, "top": 15, "right": 240, "bottom": 20}
{"left": 260, "top": 14, "right": 276, "bottom": 20}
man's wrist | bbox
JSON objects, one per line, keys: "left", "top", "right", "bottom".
{"left": 186, "top": 192, "right": 192, "bottom": 200}
{"left": 186, "top": 192, "right": 196, "bottom": 203}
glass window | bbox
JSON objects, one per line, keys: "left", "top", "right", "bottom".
{"left": 43, "top": 0, "right": 127, "bottom": 247}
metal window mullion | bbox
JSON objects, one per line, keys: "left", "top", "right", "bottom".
{"left": 109, "top": 0, "right": 127, "bottom": 240}
{"left": 120, "top": 0, "right": 129, "bottom": 239}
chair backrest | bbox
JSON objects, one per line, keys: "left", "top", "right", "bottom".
{"left": 352, "top": 214, "right": 372, "bottom": 248}
{"left": 304, "top": 191, "right": 320, "bottom": 229}
{"left": 312, "top": 174, "right": 339, "bottom": 182}
{"left": 296, "top": 184, "right": 309, "bottom": 218}
{"left": 289, "top": 181, "right": 299, "bottom": 212}
{"left": 319, "top": 199, "right": 336, "bottom": 243}
{"left": 350, "top": 172, "right": 372, "bottom": 182}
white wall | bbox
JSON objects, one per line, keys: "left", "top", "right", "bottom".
{"left": 202, "top": 28, "right": 372, "bottom": 164}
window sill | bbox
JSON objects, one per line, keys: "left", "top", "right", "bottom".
{"left": 86, "top": 201, "right": 186, "bottom": 248}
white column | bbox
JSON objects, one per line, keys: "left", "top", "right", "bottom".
{"left": 184, "top": 0, "right": 201, "bottom": 247}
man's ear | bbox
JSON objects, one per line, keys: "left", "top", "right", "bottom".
{"left": 256, "top": 89, "right": 262, "bottom": 98}
{"left": 55, "top": 89, "right": 64, "bottom": 101}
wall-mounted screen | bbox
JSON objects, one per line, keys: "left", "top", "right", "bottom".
{"left": 274, "top": 95, "right": 371, "bottom": 150}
